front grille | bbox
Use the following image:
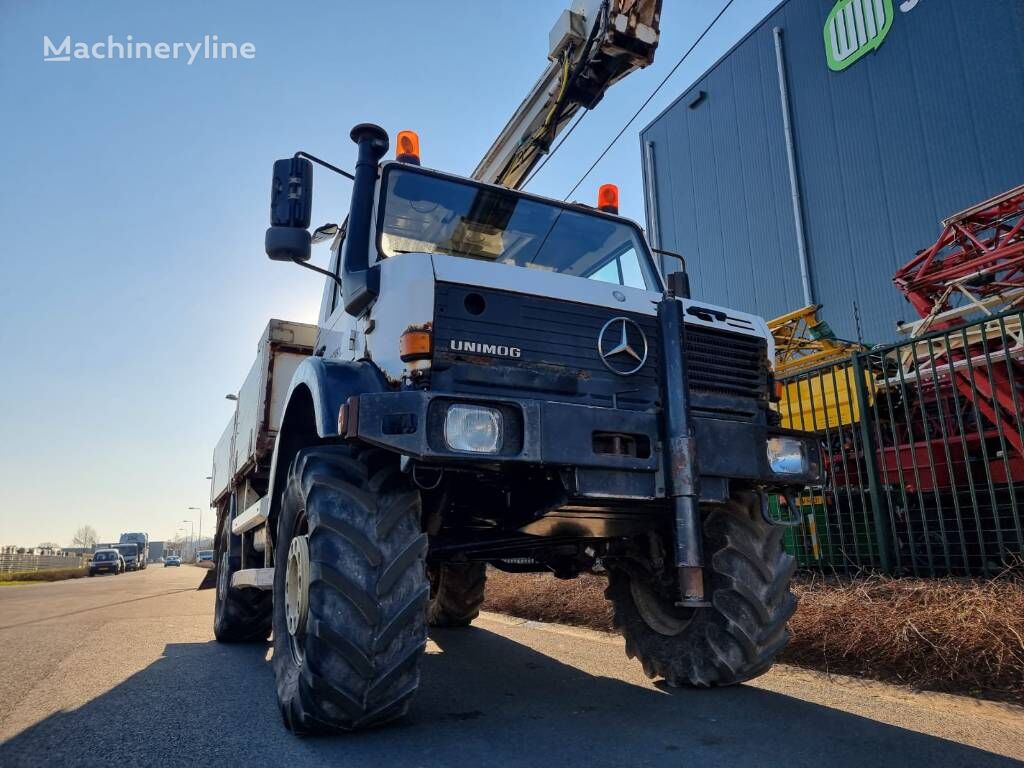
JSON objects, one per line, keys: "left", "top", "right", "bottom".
{"left": 432, "top": 282, "right": 767, "bottom": 410}
{"left": 432, "top": 283, "right": 660, "bottom": 410}
{"left": 433, "top": 283, "right": 659, "bottom": 383}
{"left": 684, "top": 324, "right": 768, "bottom": 399}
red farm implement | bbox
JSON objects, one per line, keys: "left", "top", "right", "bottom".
{"left": 893, "top": 185, "right": 1024, "bottom": 466}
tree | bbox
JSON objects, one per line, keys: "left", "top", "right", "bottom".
{"left": 72, "top": 525, "right": 98, "bottom": 550}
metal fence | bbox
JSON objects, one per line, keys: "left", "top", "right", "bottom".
{"left": 776, "top": 307, "right": 1024, "bottom": 577}
{"left": 0, "top": 553, "right": 85, "bottom": 576}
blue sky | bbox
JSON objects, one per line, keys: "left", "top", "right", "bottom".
{"left": 0, "top": 0, "right": 780, "bottom": 546}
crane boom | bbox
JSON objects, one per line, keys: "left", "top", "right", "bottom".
{"left": 473, "top": 0, "right": 662, "bottom": 190}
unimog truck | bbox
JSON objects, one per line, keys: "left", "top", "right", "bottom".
{"left": 210, "top": 124, "right": 821, "bottom": 734}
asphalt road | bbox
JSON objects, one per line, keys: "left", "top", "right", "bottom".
{"left": 1, "top": 568, "right": 1022, "bottom": 768}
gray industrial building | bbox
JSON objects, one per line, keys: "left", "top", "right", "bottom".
{"left": 148, "top": 540, "right": 166, "bottom": 562}
{"left": 640, "top": 0, "right": 1024, "bottom": 343}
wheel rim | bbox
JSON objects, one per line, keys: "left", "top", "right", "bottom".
{"left": 285, "top": 533, "right": 311, "bottom": 662}
{"left": 630, "top": 575, "right": 694, "bottom": 637}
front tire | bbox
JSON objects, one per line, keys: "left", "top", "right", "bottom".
{"left": 607, "top": 492, "right": 796, "bottom": 687}
{"left": 273, "top": 446, "right": 429, "bottom": 734}
{"left": 427, "top": 562, "right": 487, "bottom": 627}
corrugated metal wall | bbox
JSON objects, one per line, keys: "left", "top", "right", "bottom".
{"left": 641, "top": 0, "right": 1024, "bottom": 343}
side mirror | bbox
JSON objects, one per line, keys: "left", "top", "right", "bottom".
{"left": 265, "top": 157, "right": 313, "bottom": 262}
{"left": 666, "top": 271, "right": 691, "bottom": 300}
{"left": 651, "top": 247, "right": 690, "bottom": 300}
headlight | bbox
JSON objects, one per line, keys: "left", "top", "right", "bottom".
{"left": 444, "top": 404, "right": 503, "bottom": 453}
{"left": 767, "top": 437, "right": 808, "bottom": 476}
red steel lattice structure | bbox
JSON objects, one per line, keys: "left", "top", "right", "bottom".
{"left": 893, "top": 185, "right": 1024, "bottom": 460}
{"left": 894, "top": 185, "right": 1024, "bottom": 322}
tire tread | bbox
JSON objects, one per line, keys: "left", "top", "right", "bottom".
{"left": 606, "top": 492, "right": 796, "bottom": 687}
{"left": 273, "top": 445, "right": 427, "bottom": 734}
{"left": 427, "top": 562, "right": 487, "bottom": 628}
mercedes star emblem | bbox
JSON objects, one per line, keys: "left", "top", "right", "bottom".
{"left": 597, "top": 317, "right": 649, "bottom": 376}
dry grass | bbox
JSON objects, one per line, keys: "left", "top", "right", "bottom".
{"left": 483, "top": 569, "right": 1024, "bottom": 703}
{"left": 484, "top": 571, "right": 614, "bottom": 629}
{"left": 786, "top": 572, "right": 1024, "bottom": 701}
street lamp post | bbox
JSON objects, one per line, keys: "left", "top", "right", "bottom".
{"left": 181, "top": 519, "right": 195, "bottom": 561}
{"left": 188, "top": 506, "right": 204, "bottom": 551}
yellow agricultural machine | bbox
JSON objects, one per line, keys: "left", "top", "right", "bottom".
{"left": 769, "top": 305, "right": 870, "bottom": 432}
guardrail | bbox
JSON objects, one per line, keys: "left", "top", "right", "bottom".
{"left": 776, "top": 307, "right": 1024, "bottom": 577}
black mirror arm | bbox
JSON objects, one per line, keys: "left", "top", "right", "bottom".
{"left": 290, "top": 257, "right": 342, "bottom": 289}
{"left": 294, "top": 151, "right": 355, "bottom": 181}
{"left": 651, "top": 247, "right": 686, "bottom": 271}
{"left": 651, "top": 247, "right": 690, "bottom": 300}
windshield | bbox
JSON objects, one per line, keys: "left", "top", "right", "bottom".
{"left": 379, "top": 167, "right": 659, "bottom": 291}
{"left": 95, "top": 551, "right": 114, "bottom": 561}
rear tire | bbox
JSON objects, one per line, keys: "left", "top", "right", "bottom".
{"left": 606, "top": 492, "right": 796, "bottom": 686}
{"left": 214, "top": 511, "right": 272, "bottom": 643}
{"left": 273, "top": 446, "right": 428, "bottom": 734}
{"left": 427, "top": 563, "right": 487, "bottom": 627}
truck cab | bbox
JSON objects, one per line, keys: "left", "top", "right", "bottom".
{"left": 119, "top": 532, "right": 149, "bottom": 570}
{"left": 113, "top": 544, "right": 140, "bottom": 572}
{"left": 317, "top": 159, "right": 773, "bottom": 400}
{"left": 270, "top": 131, "right": 814, "bottom": 537}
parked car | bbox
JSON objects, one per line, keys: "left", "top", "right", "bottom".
{"left": 164, "top": 555, "right": 181, "bottom": 567}
{"left": 89, "top": 549, "right": 123, "bottom": 576}
{"left": 196, "top": 550, "right": 214, "bottom": 564}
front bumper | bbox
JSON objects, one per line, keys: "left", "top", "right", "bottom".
{"left": 344, "top": 390, "right": 821, "bottom": 494}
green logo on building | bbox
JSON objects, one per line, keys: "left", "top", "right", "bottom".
{"left": 824, "top": 0, "right": 894, "bottom": 71}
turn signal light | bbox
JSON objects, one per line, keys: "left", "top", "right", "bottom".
{"left": 396, "top": 130, "right": 421, "bottom": 165}
{"left": 598, "top": 183, "right": 619, "bottom": 214}
{"left": 337, "top": 396, "right": 360, "bottom": 437}
{"left": 400, "top": 328, "right": 432, "bottom": 361}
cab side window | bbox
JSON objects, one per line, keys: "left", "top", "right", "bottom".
{"left": 589, "top": 260, "right": 620, "bottom": 285}
{"left": 329, "top": 226, "right": 348, "bottom": 316}
{"left": 618, "top": 249, "right": 645, "bottom": 289}
{"left": 329, "top": 253, "right": 342, "bottom": 315}
{"left": 586, "top": 248, "right": 646, "bottom": 290}
{"left": 320, "top": 239, "right": 346, "bottom": 322}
